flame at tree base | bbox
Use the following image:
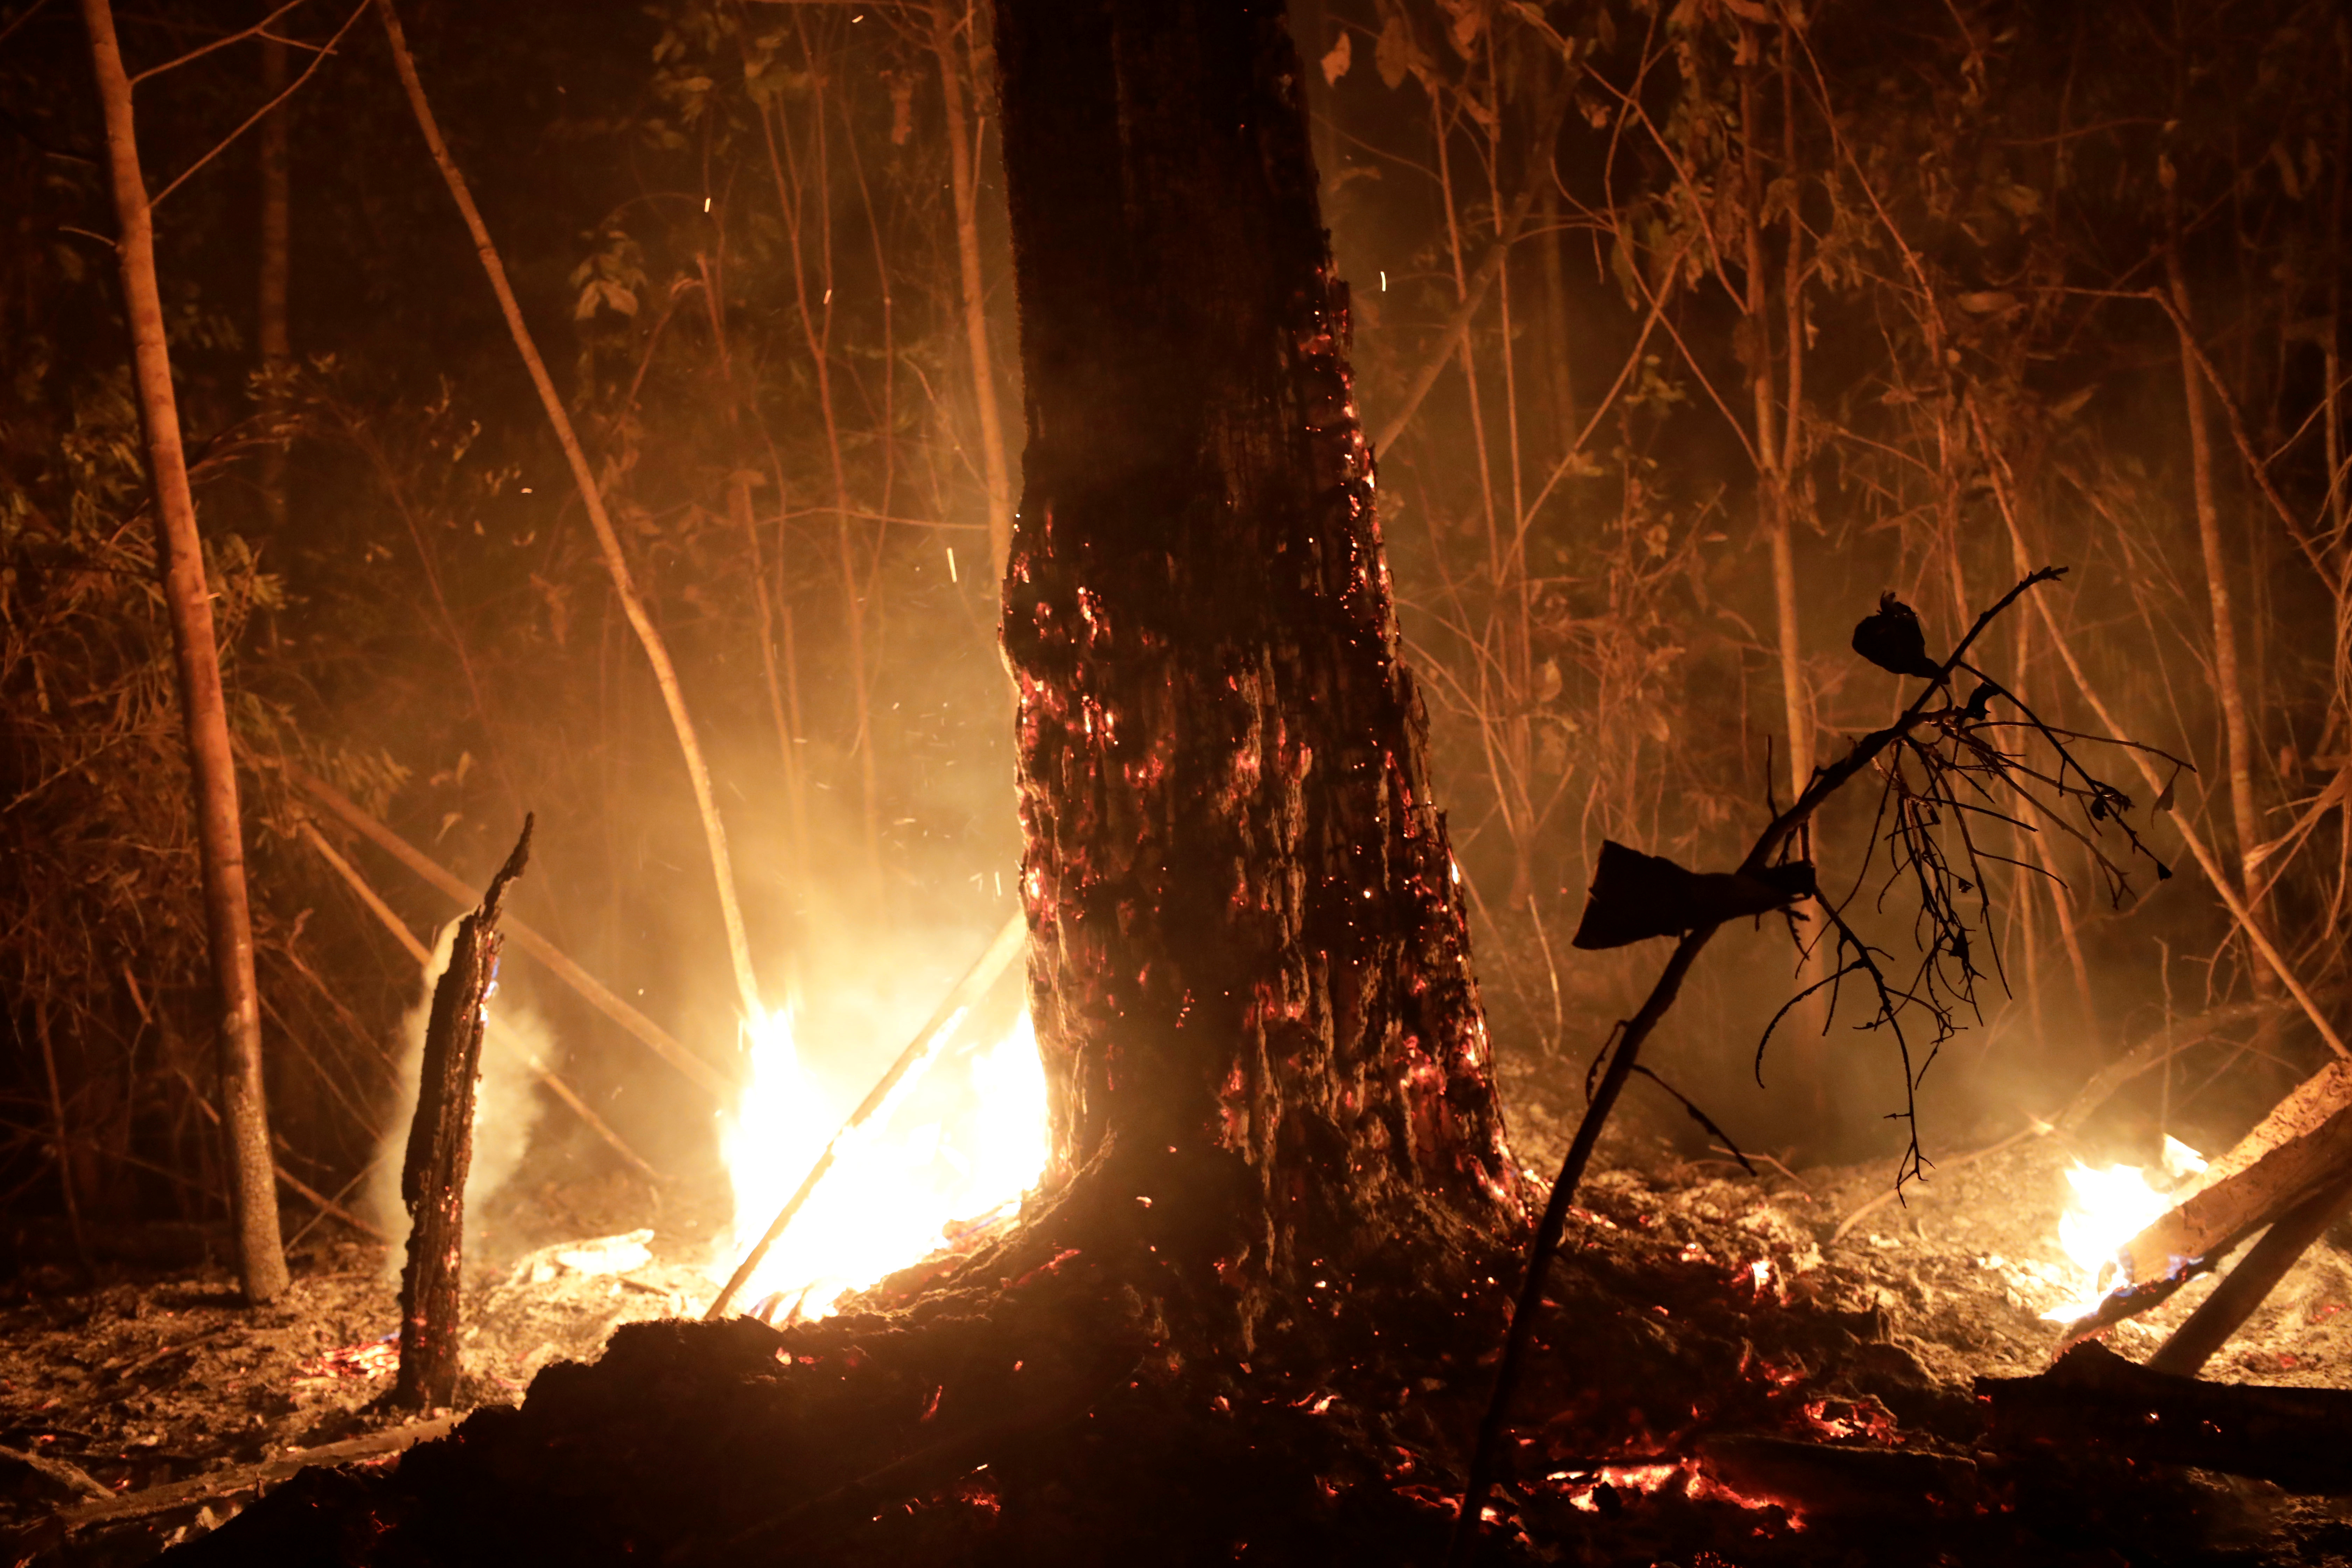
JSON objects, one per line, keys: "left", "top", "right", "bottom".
{"left": 714, "top": 1006, "right": 1051, "bottom": 1323}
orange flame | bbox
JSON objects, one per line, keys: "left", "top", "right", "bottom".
{"left": 2042, "top": 1135, "right": 2207, "bottom": 1321}
{"left": 715, "top": 1007, "right": 1051, "bottom": 1321}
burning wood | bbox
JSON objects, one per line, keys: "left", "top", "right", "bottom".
{"left": 706, "top": 914, "right": 1037, "bottom": 1324}
{"left": 2063, "top": 1059, "right": 2352, "bottom": 1339}
{"left": 2125, "top": 1062, "right": 2352, "bottom": 1278}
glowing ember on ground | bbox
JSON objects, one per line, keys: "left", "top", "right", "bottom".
{"left": 2042, "top": 1136, "right": 2207, "bottom": 1321}
{"left": 1551, "top": 1462, "right": 1804, "bottom": 1530}
{"left": 1554, "top": 1463, "right": 1681, "bottom": 1510}
{"left": 715, "top": 1006, "right": 1051, "bottom": 1323}
{"left": 292, "top": 1336, "right": 399, "bottom": 1388}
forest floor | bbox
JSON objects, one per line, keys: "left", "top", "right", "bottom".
{"left": 0, "top": 1166, "right": 720, "bottom": 1562}
{"left": 9, "top": 1116, "right": 2352, "bottom": 1564}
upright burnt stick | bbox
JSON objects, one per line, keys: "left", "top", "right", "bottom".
{"left": 393, "top": 816, "right": 533, "bottom": 1411}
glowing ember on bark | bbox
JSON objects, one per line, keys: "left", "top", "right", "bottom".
{"left": 716, "top": 1006, "right": 1051, "bottom": 1322}
{"left": 2043, "top": 1136, "right": 2207, "bottom": 1321}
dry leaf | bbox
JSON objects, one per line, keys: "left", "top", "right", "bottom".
{"left": 1376, "top": 13, "right": 1417, "bottom": 89}
{"left": 1321, "top": 30, "right": 1352, "bottom": 87}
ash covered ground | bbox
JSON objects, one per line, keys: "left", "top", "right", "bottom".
{"left": 10, "top": 1125, "right": 2352, "bottom": 1566}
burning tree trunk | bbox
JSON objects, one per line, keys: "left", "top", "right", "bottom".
{"left": 393, "top": 819, "right": 531, "bottom": 1412}
{"left": 994, "top": 0, "right": 1521, "bottom": 1351}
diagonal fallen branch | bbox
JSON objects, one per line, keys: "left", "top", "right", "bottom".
{"left": 2148, "top": 1168, "right": 2352, "bottom": 1377}
{"left": 38, "top": 1416, "right": 456, "bottom": 1538}
{"left": 298, "top": 819, "right": 662, "bottom": 1181}
{"left": 2060, "top": 1057, "right": 2352, "bottom": 1345}
{"left": 373, "top": 0, "right": 764, "bottom": 1025}
{"left": 285, "top": 764, "right": 730, "bottom": 1099}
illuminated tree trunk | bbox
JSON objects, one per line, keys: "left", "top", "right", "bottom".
{"left": 930, "top": 0, "right": 1015, "bottom": 589}
{"left": 995, "top": 0, "right": 1520, "bottom": 1351}
{"left": 82, "top": 0, "right": 288, "bottom": 1304}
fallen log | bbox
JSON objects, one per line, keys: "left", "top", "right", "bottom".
{"left": 2147, "top": 1169, "right": 2352, "bottom": 1376}
{"left": 1980, "top": 1340, "right": 2352, "bottom": 1491}
{"left": 393, "top": 817, "right": 530, "bottom": 1411}
{"left": 0, "top": 1443, "right": 111, "bottom": 1504}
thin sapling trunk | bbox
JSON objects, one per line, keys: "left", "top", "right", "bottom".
{"left": 257, "top": 29, "right": 289, "bottom": 531}
{"left": 931, "top": 0, "right": 1015, "bottom": 589}
{"left": 81, "top": 0, "right": 288, "bottom": 1305}
{"left": 373, "top": 0, "right": 765, "bottom": 1024}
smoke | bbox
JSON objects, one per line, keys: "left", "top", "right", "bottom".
{"left": 363, "top": 919, "right": 551, "bottom": 1266}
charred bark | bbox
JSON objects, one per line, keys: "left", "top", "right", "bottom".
{"left": 993, "top": 0, "right": 1520, "bottom": 1354}
{"left": 393, "top": 818, "right": 531, "bottom": 1412}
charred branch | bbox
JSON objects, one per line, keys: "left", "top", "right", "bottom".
{"left": 391, "top": 816, "right": 531, "bottom": 1412}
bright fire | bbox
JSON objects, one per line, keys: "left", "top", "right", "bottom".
{"left": 2042, "top": 1135, "right": 2208, "bottom": 1321}
{"left": 715, "top": 1005, "right": 1051, "bottom": 1323}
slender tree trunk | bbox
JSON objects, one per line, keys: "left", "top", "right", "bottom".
{"left": 931, "top": 0, "right": 1015, "bottom": 590}
{"left": 257, "top": 30, "right": 290, "bottom": 531}
{"left": 34, "top": 995, "right": 90, "bottom": 1271}
{"left": 757, "top": 53, "right": 885, "bottom": 899}
{"left": 1742, "top": 29, "right": 1808, "bottom": 802}
{"left": 694, "top": 253, "right": 811, "bottom": 874}
{"left": 1536, "top": 180, "right": 1575, "bottom": 463}
{"left": 2325, "top": 74, "right": 2348, "bottom": 850}
{"left": 2167, "top": 243, "right": 2265, "bottom": 916}
{"left": 373, "top": 0, "right": 764, "bottom": 1024}
{"left": 1744, "top": 26, "right": 1822, "bottom": 1112}
{"left": 81, "top": 0, "right": 288, "bottom": 1305}
{"left": 1774, "top": 36, "right": 1809, "bottom": 785}
{"left": 993, "top": 0, "right": 1520, "bottom": 1351}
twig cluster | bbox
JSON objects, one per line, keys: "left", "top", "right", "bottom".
{"left": 1760, "top": 656, "right": 2188, "bottom": 1191}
